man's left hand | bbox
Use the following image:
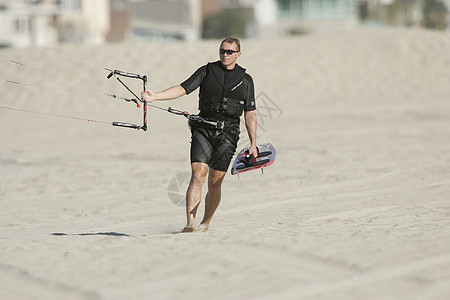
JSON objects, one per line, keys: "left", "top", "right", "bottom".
{"left": 248, "top": 144, "right": 258, "bottom": 158}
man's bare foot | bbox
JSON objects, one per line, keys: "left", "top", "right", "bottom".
{"left": 181, "top": 225, "right": 195, "bottom": 233}
{"left": 195, "top": 224, "right": 209, "bottom": 232}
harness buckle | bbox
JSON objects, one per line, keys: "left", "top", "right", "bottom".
{"left": 217, "top": 121, "right": 225, "bottom": 130}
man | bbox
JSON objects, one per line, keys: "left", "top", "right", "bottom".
{"left": 141, "top": 37, "right": 257, "bottom": 232}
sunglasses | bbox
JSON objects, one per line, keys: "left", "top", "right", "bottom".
{"left": 220, "top": 48, "right": 239, "bottom": 55}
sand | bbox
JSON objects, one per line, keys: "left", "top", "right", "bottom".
{"left": 1, "top": 27, "right": 450, "bottom": 299}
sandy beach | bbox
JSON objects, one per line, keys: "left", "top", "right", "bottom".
{"left": 1, "top": 27, "right": 450, "bottom": 299}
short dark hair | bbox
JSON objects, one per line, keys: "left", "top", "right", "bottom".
{"left": 220, "top": 37, "right": 241, "bottom": 52}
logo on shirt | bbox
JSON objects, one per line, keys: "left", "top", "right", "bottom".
{"left": 231, "top": 80, "right": 243, "bottom": 92}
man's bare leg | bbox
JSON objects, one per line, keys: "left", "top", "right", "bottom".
{"left": 182, "top": 162, "right": 209, "bottom": 233}
{"left": 196, "top": 168, "right": 226, "bottom": 232}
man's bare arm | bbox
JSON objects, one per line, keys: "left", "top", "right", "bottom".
{"left": 244, "top": 109, "right": 258, "bottom": 157}
{"left": 141, "top": 85, "right": 186, "bottom": 102}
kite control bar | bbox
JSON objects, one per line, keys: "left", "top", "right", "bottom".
{"left": 106, "top": 69, "right": 148, "bottom": 131}
{"left": 105, "top": 69, "right": 225, "bottom": 132}
{"left": 107, "top": 69, "right": 147, "bottom": 81}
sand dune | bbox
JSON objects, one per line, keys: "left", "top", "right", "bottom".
{"left": 1, "top": 28, "right": 450, "bottom": 299}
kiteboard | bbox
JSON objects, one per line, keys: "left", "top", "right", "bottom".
{"left": 231, "top": 143, "right": 276, "bottom": 175}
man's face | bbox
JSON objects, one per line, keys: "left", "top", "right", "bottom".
{"left": 219, "top": 42, "right": 241, "bottom": 69}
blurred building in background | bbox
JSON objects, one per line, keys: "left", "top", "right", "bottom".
{"left": 109, "top": 0, "right": 201, "bottom": 42}
{"left": 208, "top": 0, "right": 448, "bottom": 37}
{"left": 0, "top": 0, "right": 448, "bottom": 48}
{"left": 0, "top": 0, "right": 110, "bottom": 47}
{"left": 200, "top": 0, "right": 358, "bottom": 38}
{"left": 265, "top": 0, "right": 358, "bottom": 36}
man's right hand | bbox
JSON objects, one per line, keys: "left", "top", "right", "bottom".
{"left": 141, "top": 85, "right": 186, "bottom": 102}
{"left": 141, "top": 89, "right": 156, "bottom": 102}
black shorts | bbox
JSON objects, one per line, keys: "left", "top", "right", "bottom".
{"left": 190, "top": 127, "right": 238, "bottom": 172}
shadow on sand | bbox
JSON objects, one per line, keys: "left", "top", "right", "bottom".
{"left": 51, "top": 232, "right": 131, "bottom": 237}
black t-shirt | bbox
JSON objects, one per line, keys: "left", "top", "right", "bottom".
{"left": 180, "top": 61, "right": 256, "bottom": 121}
